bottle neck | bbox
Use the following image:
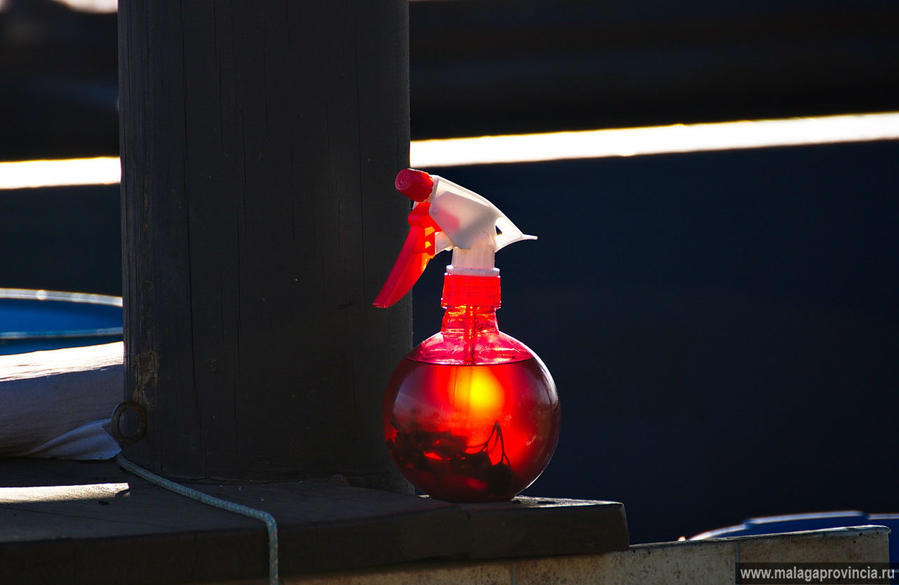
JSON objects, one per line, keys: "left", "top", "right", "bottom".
{"left": 439, "top": 270, "right": 502, "bottom": 352}
{"left": 441, "top": 304, "right": 499, "bottom": 335}
{"left": 440, "top": 270, "right": 501, "bottom": 309}
{"left": 409, "top": 269, "right": 534, "bottom": 365}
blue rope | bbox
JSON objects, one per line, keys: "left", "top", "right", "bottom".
{"left": 116, "top": 454, "right": 279, "bottom": 585}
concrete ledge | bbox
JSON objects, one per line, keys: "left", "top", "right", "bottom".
{"left": 3, "top": 459, "right": 888, "bottom": 585}
{"left": 266, "top": 525, "right": 889, "bottom": 585}
{"left": 0, "top": 459, "right": 627, "bottom": 585}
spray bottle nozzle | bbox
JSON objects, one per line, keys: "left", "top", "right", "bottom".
{"left": 373, "top": 169, "right": 535, "bottom": 308}
{"left": 395, "top": 169, "right": 434, "bottom": 202}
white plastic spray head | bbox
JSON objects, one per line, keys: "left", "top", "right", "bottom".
{"left": 373, "top": 169, "right": 536, "bottom": 308}
{"left": 427, "top": 174, "right": 536, "bottom": 274}
{"left": 428, "top": 174, "right": 536, "bottom": 253}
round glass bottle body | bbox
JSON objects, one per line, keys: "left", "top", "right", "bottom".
{"left": 382, "top": 305, "right": 560, "bottom": 502}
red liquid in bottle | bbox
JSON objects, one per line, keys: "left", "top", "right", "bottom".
{"left": 382, "top": 290, "right": 560, "bottom": 502}
{"left": 384, "top": 357, "right": 559, "bottom": 502}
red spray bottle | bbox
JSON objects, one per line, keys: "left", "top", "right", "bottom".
{"left": 374, "top": 169, "right": 560, "bottom": 502}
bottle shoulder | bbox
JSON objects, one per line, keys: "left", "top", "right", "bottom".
{"left": 407, "top": 329, "right": 536, "bottom": 365}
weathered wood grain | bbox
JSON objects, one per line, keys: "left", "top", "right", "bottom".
{"left": 118, "top": 1, "right": 411, "bottom": 485}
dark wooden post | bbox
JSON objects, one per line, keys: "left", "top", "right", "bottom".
{"left": 118, "top": 1, "right": 411, "bottom": 489}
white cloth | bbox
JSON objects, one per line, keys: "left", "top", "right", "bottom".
{"left": 0, "top": 342, "right": 123, "bottom": 459}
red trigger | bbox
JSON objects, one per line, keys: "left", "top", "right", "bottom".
{"left": 373, "top": 203, "right": 442, "bottom": 308}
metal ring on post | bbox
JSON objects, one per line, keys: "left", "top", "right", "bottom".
{"left": 111, "top": 401, "right": 147, "bottom": 444}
